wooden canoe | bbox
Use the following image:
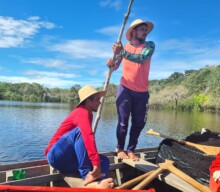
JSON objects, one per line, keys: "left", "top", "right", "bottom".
{"left": 0, "top": 185, "right": 154, "bottom": 192}
{"left": 0, "top": 148, "right": 206, "bottom": 192}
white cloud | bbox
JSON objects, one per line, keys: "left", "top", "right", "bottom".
{"left": 27, "top": 16, "right": 40, "bottom": 21}
{"left": 0, "top": 16, "right": 55, "bottom": 48}
{"left": 88, "top": 69, "right": 98, "bottom": 75}
{"left": 0, "top": 75, "right": 77, "bottom": 88}
{"left": 0, "top": 36, "right": 24, "bottom": 47}
{"left": 149, "top": 71, "right": 172, "bottom": 80}
{"left": 103, "top": 69, "right": 109, "bottom": 77}
{"left": 50, "top": 40, "right": 112, "bottom": 59}
{"left": 0, "top": 75, "right": 104, "bottom": 88}
{"left": 150, "top": 57, "right": 220, "bottom": 80}
{"left": 150, "top": 37, "right": 220, "bottom": 80}
{"left": 96, "top": 26, "right": 121, "bottom": 36}
{"left": 23, "top": 58, "right": 82, "bottom": 70}
{"left": 157, "top": 38, "right": 220, "bottom": 58}
{"left": 100, "top": 0, "right": 122, "bottom": 11}
{"left": 24, "top": 70, "right": 77, "bottom": 78}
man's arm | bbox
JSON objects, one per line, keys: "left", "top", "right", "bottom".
{"left": 106, "top": 56, "right": 122, "bottom": 71}
{"left": 78, "top": 109, "right": 101, "bottom": 166}
{"left": 122, "top": 41, "right": 155, "bottom": 64}
{"left": 106, "top": 42, "right": 123, "bottom": 71}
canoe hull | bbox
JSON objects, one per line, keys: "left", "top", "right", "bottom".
{"left": 0, "top": 147, "right": 203, "bottom": 192}
{"left": 0, "top": 185, "right": 155, "bottom": 192}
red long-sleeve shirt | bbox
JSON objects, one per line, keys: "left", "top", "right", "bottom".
{"left": 209, "top": 153, "right": 220, "bottom": 192}
{"left": 44, "top": 105, "right": 100, "bottom": 166}
{"left": 210, "top": 153, "right": 220, "bottom": 175}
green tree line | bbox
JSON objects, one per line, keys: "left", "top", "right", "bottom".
{"left": 0, "top": 65, "right": 219, "bottom": 112}
{"left": 0, "top": 82, "right": 81, "bottom": 103}
{"left": 149, "top": 65, "right": 220, "bottom": 112}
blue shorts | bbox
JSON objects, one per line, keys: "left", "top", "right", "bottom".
{"left": 47, "top": 127, "right": 110, "bottom": 179}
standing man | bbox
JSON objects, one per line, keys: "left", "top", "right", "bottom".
{"left": 107, "top": 19, "right": 155, "bottom": 161}
{"left": 45, "top": 85, "right": 114, "bottom": 189}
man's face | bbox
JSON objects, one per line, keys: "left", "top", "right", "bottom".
{"left": 89, "top": 93, "right": 102, "bottom": 112}
{"left": 133, "top": 24, "right": 148, "bottom": 42}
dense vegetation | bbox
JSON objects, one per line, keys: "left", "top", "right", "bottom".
{"left": 149, "top": 65, "right": 220, "bottom": 112}
{"left": 0, "top": 82, "right": 81, "bottom": 103}
{"left": 0, "top": 65, "right": 219, "bottom": 112}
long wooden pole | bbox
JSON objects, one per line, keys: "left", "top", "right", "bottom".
{"left": 93, "top": 0, "right": 134, "bottom": 134}
{"left": 132, "top": 159, "right": 211, "bottom": 192}
{"left": 162, "top": 160, "right": 211, "bottom": 192}
{"left": 132, "top": 167, "right": 164, "bottom": 190}
{"left": 146, "top": 129, "right": 220, "bottom": 156}
{"left": 115, "top": 170, "right": 154, "bottom": 189}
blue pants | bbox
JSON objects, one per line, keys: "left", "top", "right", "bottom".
{"left": 116, "top": 85, "right": 149, "bottom": 152}
{"left": 47, "top": 127, "right": 110, "bottom": 179}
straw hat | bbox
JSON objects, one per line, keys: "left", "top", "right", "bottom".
{"left": 75, "top": 85, "right": 106, "bottom": 108}
{"left": 126, "top": 19, "right": 154, "bottom": 41}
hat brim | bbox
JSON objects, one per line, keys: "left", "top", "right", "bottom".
{"left": 126, "top": 21, "right": 154, "bottom": 41}
{"left": 75, "top": 90, "right": 107, "bottom": 108}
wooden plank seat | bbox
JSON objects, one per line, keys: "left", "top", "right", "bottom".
{"left": 60, "top": 173, "right": 84, "bottom": 188}
{"left": 60, "top": 149, "right": 158, "bottom": 189}
{"left": 61, "top": 162, "right": 125, "bottom": 188}
{"left": 122, "top": 158, "right": 201, "bottom": 192}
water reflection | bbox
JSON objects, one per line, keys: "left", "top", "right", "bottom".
{"left": 0, "top": 101, "right": 219, "bottom": 163}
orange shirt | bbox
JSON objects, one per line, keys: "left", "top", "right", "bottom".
{"left": 120, "top": 42, "right": 154, "bottom": 92}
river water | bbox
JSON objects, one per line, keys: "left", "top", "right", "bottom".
{"left": 0, "top": 100, "right": 219, "bottom": 164}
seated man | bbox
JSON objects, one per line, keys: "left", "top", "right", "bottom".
{"left": 45, "top": 85, "right": 114, "bottom": 189}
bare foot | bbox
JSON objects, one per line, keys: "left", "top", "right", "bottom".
{"left": 86, "top": 178, "right": 114, "bottom": 189}
{"left": 127, "top": 152, "right": 139, "bottom": 161}
{"left": 116, "top": 148, "right": 129, "bottom": 159}
{"left": 83, "top": 172, "right": 105, "bottom": 186}
{"left": 97, "top": 178, "right": 114, "bottom": 189}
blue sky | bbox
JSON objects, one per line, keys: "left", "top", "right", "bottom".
{"left": 0, "top": 0, "right": 220, "bottom": 88}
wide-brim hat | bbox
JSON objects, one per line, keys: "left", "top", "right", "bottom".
{"left": 75, "top": 85, "right": 106, "bottom": 108}
{"left": 126, "top": 19, "right": 154, "bottom": 41}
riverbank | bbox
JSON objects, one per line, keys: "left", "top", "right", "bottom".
{"left": 1, "top": 65, "right": 220, "bottom": 112}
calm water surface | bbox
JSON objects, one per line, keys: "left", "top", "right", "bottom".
{"left": 0, "top": 100, "right": 219, "bottom": 164}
